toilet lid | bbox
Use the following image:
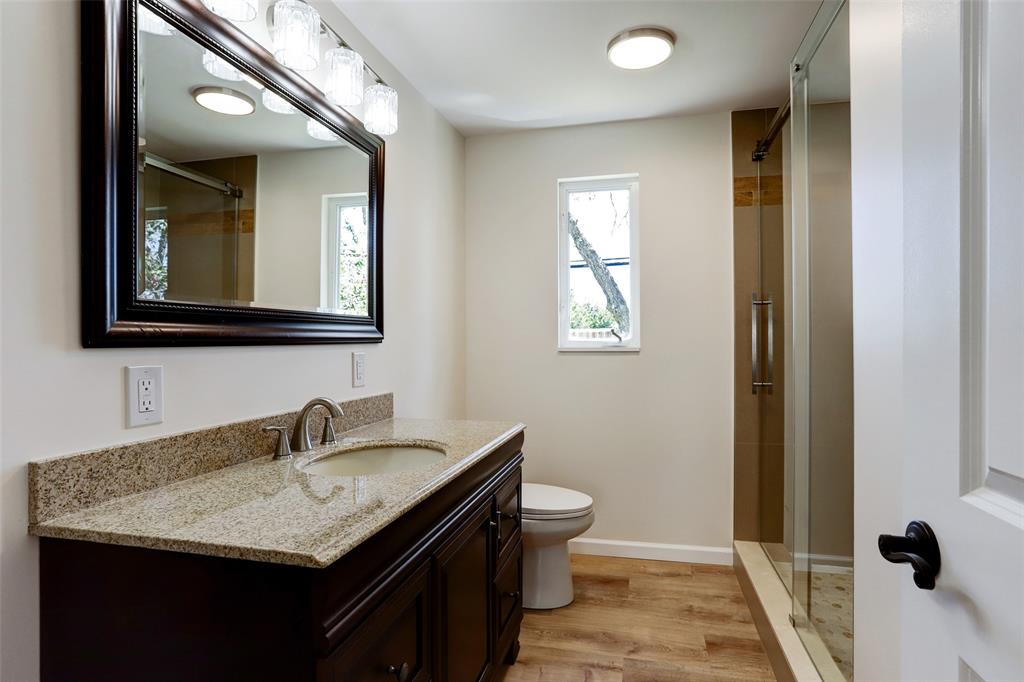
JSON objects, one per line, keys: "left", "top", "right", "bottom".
{"left": 521, "top": 483, "right": 593, "bottom": 518}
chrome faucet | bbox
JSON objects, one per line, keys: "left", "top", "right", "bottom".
{"left": 290, "top": 397, "right": 344, "bottom": 453}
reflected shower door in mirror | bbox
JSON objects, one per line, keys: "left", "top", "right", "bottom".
{"left": 137, "top": 18, "right": 370, "bottom": 316}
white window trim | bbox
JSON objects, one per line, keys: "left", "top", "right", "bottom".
{"left": 320, "top": 192, "right": 368, "bottom": 311}
{"left": 556, "top": 174, "right": 640, "bottom": 352}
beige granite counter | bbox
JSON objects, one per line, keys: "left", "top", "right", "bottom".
{"left": 30, "top": 418, "right": 524, "bottom": 568}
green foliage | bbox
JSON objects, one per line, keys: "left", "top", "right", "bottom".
{"left": 570, "top": 300, "right": 615, "bottom": 329}
{"left": 141, "top": 218, "right": 168, "bottom": 300}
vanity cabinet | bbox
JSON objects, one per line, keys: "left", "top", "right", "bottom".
{"left": 39, "top": 432, "right": 524, "bottom": 682}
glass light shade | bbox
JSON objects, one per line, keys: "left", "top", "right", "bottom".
{"left": 363, "top": 83, "right": 398, "bottom": 136}
{"left": 192, "top": 87, "right": 255, "bottom": 116}
{"left": 324, "top": 47, "right": 364, "bottom": 106}
{"left": 202, "top": 49, "right": 243, "bottom": 81}
{"left": 241, "top": 73, "right": 265, "bottom": 90}
{"left": 262, "top": 89, "right": 296, "bottom": 114}
{"left": 272, "top": 0, "right": 321, "bottom": 72}
{"left": 201, "top": 0, "right": 257, "bottom": 22}
{"left": 607, "top": 28, "right": 675, "bottom": 70}
{"left": 139, "top": 6, "right": 175, "bottom": 36}
{"left": 306, "top": 119, "right": 339, "bottom": 142}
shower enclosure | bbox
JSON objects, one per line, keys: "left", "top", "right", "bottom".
{"left": 732, "top": 1, "right": 852, "bottom": 679}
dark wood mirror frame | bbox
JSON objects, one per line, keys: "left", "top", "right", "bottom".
{"left": 82, "top": 0, "right": 385, "bottom": 347}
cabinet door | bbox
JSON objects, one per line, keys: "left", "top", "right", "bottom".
{"left": 434, "top": 501, "right": 493, "bottom": 682}
{"left": 321, "top": 560, "right": 433, "bottom": 682}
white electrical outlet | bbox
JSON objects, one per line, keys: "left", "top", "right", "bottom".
{"left": 126, "top": 365, "right": 164, "bottom": 427}
{"left": 352, "top": 352, "right": 366, "bottom": 388}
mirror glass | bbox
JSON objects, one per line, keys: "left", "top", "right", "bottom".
{"left": 136, "top": 7, "right": 371, "bottom": 316}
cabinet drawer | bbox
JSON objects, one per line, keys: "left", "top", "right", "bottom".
{"left": 494, "top": 540, "right": 523, "bottom": 647}
{"left": 321, "top": 560, "right": 433, "bottom": 682}
{"left": 494, "top": 471, "right": 521, "bottom": 563}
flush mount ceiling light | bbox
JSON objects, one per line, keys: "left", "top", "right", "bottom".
{"left": 192, "top": 86, "right": 256, "bottom": 115}
{"left": 607, "top": 27, "right": 675, "bottom": 70}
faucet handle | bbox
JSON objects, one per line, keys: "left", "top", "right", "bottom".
{"left": 320, "top": 417, "right": 338, "bottom": 446}
{"left": 262, "top": 425, "right": 293, "bottom": 460}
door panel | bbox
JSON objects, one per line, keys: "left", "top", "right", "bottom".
{"left": 854, "top": 0, "right": 1024, "bottom": 679}
{"left": 435, "top": 501, "right": 493, "bottom": 682}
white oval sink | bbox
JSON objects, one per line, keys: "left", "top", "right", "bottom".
{"left": 299, "top": 442, "right": 446, "bottom": 477}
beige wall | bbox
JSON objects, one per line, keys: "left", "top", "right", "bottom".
{"left": 254, "top": 146, "right": 368, "bottom": 309}
{"left": 0, "top": 1, "right": 465, "bottom": 679}
{"left": 464, "top": 115, "right": 734, "bottom": 551}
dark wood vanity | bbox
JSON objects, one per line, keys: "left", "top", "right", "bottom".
{"left": 39, "top": 432, "right": 524, "bottom": 681}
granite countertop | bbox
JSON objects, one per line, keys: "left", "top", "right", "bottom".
{"left": 30, "top": 418, "right": 524, "bottom": 568}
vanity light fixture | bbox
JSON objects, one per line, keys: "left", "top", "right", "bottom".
{"left": 263, "top": 0, "right": 398, "bottom": 136}
{"left": 201, "top": 0, "right": 258, "bottom": 23}
{"left": 306, "top": 119, "right": 340, "bottom": 142}
{"left": 324, "top": 47, "right": 364, "bottom": 106}
{"left": 607, "top": 27, "right": 675, "bottom": 70}
{"left": 363, "top": 82, "right": 398, "bottom": 136}
{"left": 202, "top": 49, "right": 243, "bottom": 81}
{"left": 192, "top": 86, "right": 256, "bottom": 116}
{"left": 271, "top": 0, "right": 321, "bottom": 71}
{"left": 262, "top": 89, "right": 297, "bottom": 114}
{"left": 139, "top": 5, "right": 175, "bottom": 36}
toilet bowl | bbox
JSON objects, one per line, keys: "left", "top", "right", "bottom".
{"left": 521, "top": 483, "right": 595, "bottom": 609}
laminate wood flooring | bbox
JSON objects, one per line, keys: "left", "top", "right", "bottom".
{"left": 497, "top": 554, "right": 775, "bottom": 682}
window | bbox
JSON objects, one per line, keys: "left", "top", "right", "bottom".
{"left": 557, "top": 175, "right": 639, "bottom": 351}
{"left": 321, "top": 193, "right": 370, "bottom": 316}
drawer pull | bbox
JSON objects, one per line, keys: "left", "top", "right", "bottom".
{"left": 387, "top": 662, "right": 411, "bottom": 682}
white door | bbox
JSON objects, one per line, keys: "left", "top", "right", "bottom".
{"left": 852, "top": 1, "right": 1024, "bottom": 680}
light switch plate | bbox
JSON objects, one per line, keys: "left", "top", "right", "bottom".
{"left": 126, "top": 365, "right": 164, "bottom": 427}
{"left": 352, "top": 352, "right": 366, "bottom": 388}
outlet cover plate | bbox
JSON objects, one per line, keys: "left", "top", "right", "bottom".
{"left": 126, "top": 365, "right": 164, "bottom": 427}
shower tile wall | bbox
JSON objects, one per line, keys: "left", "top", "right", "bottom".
{"left": 731, "top": 109, "right": 787, "bottom": 545}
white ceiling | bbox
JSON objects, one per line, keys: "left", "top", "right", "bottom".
{"left": 334, "top": 0, "right": 823, "bottom": 136}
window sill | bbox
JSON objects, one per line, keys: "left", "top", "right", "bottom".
{"left": 557, "top": 345, "right": 640, "bottom": 353}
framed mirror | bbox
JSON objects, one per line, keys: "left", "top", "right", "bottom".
{"left": 82, "top": 0, "right": 384, "bottom": 346}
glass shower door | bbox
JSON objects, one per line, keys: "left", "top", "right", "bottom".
{"left": 789, "top": 1, "right": 853, "bottom": 680}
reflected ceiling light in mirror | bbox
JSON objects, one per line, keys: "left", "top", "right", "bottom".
{"left": 192, "top": 86, "right": 256, "bottom": 115}
{"left": 202, "top": 49, "right": 243, "bottom": 81}
{"left": 363, "top": 83, "right": 398, "bottom": 136}
{"left": 324, "top": 47, "right": 364, "bottom": 106}
{"left": 271, "top": 0, "right": 321, "bottom": 71}
{"left": 201, "top": 0, "right": 257, "bottom": 22}
{"left": 262, "top": 89, "right": 296, "bottom": 114}
{"left": 307, "top": 119, "right": 340, "bottom": 142}
{"left": 139, "top": 6, "right": 175, "bottom": 36}
{"left": 607, "top": 27, "right": 675, "bottom": 70}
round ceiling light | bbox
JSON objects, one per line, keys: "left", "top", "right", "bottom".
{"left": 607, "top": 27, "right": 675, "bottom": 70}
{"left": 191, "top": 86, "right": 255, "bottom": 116}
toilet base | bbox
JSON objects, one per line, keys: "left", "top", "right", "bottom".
{"left": 523, "top": 540, "right": 575, "bottom": 609}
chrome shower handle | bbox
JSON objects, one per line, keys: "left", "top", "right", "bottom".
{"left": 751, "top": 294, "right": 774, "bottom": 393}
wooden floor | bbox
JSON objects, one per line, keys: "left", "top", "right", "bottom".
{"left": 497, "top": 555, "right": 775, "bottom": 682}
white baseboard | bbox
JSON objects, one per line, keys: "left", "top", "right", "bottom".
{"left": 569, "top": 537, "right": 733, "bottom": 566}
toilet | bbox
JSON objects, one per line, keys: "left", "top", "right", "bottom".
{"left": 521, "top": 483, "right": 595, "bottom": 609}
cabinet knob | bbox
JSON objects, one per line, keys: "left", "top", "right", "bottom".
{"left": 503, "top": 590, "right": 520, "bottom": 600}
{"left": 387, "top": 662, "right": 411, "bottom": 682}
